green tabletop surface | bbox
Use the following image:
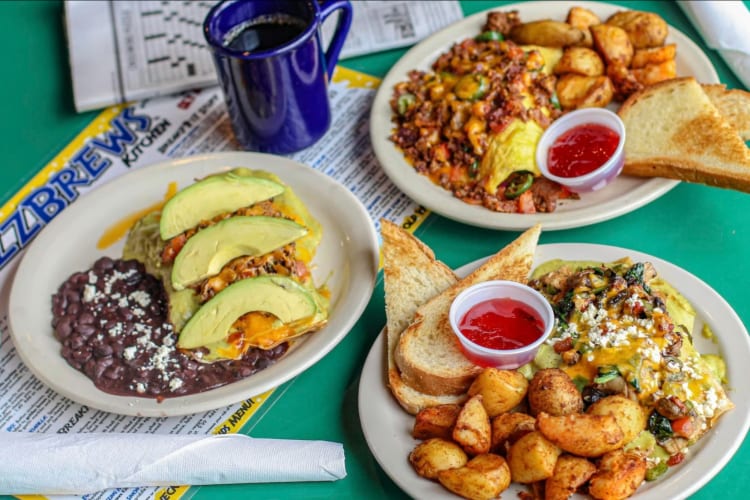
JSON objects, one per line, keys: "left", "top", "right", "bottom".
{"left": 1, "top": 1, "right": 748, "bottom": 499}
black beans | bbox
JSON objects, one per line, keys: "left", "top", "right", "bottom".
{"left": 51, "top": 257, "right": 288, "bottom": 400}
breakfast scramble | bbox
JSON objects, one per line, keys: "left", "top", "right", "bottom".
{"left": 389, "top": 7, "right": 677, "bottom": 215}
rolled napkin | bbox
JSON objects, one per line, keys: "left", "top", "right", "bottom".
{"left": 0, "top": 432, "right": 346, "bottom": 495}
{"left": 678, "top": 1, "right": 750, "bottom": 89}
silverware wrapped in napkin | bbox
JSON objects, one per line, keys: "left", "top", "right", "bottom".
{"left": 678, "top": 1, "right": 750, "bottom": 88}
{"left": 0, "top": 432, "right": 346, "bottom": 495}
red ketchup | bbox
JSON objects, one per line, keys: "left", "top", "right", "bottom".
{"left": 458, "top": 298, "right": 545, "bottom": 351}
{"left": 547, "top": 123, "right": 619, "bottom": 178}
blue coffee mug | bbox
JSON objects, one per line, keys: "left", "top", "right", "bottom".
{"left": 204, "top": 0, "right": 353, "bottom": 154}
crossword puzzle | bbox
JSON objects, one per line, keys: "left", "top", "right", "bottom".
{"left": 115, "top": 1, "right": 218, "bottom": 89}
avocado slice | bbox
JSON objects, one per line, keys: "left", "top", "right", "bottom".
{"left": 171, "top": 215, "right": 307, "bottom": 290}
{"left": 159, "top": 170, "right": 285, "bottom": 240}
{"left": 177, "top": 275, "right": 317, "bottom": 349}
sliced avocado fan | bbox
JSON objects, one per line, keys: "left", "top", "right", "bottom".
{"left": 177, "top": 275, "right": 318, "bottom": 350}
{"left": 160, "top": 169, "right": 285, "bottom": 240}
{"left": 171, "top": 215, "right": 308, "bottom": 290}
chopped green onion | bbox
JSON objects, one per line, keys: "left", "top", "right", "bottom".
{"left": 551, "top": 92, "right": 561, "bottom": 110}
{"left": 594, "top": 365, "right": 620, "bottom": 384}
{"left": 645, "top": 462, "right": 668, "bottom": 481}
{"left": 475, "top": 30, "right": 504, "bottom": 42}
{"left": 397, "top": 93, "right": 416, "bottom": 115}
{"left": 469, "top": 159, "right": 480, "bottom": 177}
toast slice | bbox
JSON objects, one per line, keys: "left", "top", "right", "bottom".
{"left": 702, "top": 83, "right": 750, "bottom": 141}
{"left": 618, "top": 77, "right": 750, "bottom": 193}
{"left": 394, "top": 224, "right": 542, "bottom": 396}
{"left": 381, "top": 219, "right": 466, "bottom": 414}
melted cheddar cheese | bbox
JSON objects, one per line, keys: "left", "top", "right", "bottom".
{"left": 530, "top": 259, "right": 733, "bottom": 428}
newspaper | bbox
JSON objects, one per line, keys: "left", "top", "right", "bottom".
{"left": 0, "top": 67, "right": 429, "bottom": 498}
{"left": 65, "top": 0, "right": 463, "bottom": 112}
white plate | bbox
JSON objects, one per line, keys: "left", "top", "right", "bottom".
{"left": 8, "top": 152, "right": 380, "bottom": 417}
{"left": 359, "top": 243, "right": 750, "bottom": 499}
{"left": 370, "top": 1, "right": 718, "bottom": 230}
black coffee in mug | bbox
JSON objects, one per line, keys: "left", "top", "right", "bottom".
{"left": 223, "top": 13, "right": 308, "bottom": 53}
{"left": 204, "top": 0, "right": 353, "bottom": 154}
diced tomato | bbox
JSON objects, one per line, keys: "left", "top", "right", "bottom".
{"left": 294, "top": 260, "right": 311, "bottom": 280}
{"left": 671, "top": 416, "right": 695, "bottom": 439}
{"left": 553, "top": 337, "right": 574, "bottom": 353}
{"left": 433, "top": 143, "right": 450, "bottom": 163}
{"left": 667, "top": 452, "right": 685, "bottom": 466}
{"left": 161, "top": 233, "right": 187, "bottom": 264}
{"left": 558, "top": 186, "right": 577, "bottom": 200}
{"left": 449, "top": 165, "right": 464, "bottom": 183}
{"left": 516, "top": 190, "right": 536, "bottom": 214}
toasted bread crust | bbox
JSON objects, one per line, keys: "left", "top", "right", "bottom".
{"left": 618, "top": 77, "right": 750, "bottom": 192}
{"left": 394, "top": 224, "right": 542, "bottom": 396}
{"left": 702, "top": 83, "right": 750, "bottom": 141}
{"left": 381, "top": 219, "right": 463, "bottom": 413}
{"left": 387, "top": 352, "right": 468, "bottom": 415}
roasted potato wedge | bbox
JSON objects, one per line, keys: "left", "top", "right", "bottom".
{"left": 510, "top": 20, "right": 588, "bottom": 47}
{"left": 606, "top": 10, "right": 668, "bottom": 49}
{"left": 591, "top": 23, "right": 634, "bottom": 67}
{"left": 438, "top": 454, "right": 512, "bottom": 500}
{"left": 587, "top": 395, "right": 648, "bottom": 446}
{"left": 566, "top": 6, "right": 600, "bottom": 47}
{"left": 632, "top": 59, "right": 677, "bottom": 86}
{"left": 453, "top": 395, "right": 492, "bottom": 455}
{"left": 556, "top": 74, "right": 615, "bottom": 110}
{"left": 413, "top": 404, "right": 461, "bottom": 440}
{"left": 490, "top": 411, "right": 536, "bottom": 453}
{"left": 566, "top": 6, "right": 601, "bottom": 30}
{"left": 588, "top": 449, "right": 647, "bottom": 500}
{"left": 554, "top": 46, "right": 605, "bottom": 76}
{"left": 575, "top": 76, "right": 614, "bottom": 108}
{"left": 545, "top": 454, "right": 597, "bottom": 500}
{"left": 631, "top": 43, "right": 676, "bottom": 68}
{"left": 468, "top": 368, "right": 529, "bottom": 417}
{"left": 537, "top": 411, "right": 624, "bottom": 457}
{"left": 606, "top": 63, "right": 643, "bottom": 101}
{"left": 528, "top": 368, "right": 584, "bottom": 416}
{"left": 507, "top": 431, "right": 562, "bottom": 483}
{"left": 410, "top": 438, "right": 468, "bottom": 480}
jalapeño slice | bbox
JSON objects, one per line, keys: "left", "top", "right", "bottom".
{"left": 504, "top": 170, "right": 535, "bottom": 199}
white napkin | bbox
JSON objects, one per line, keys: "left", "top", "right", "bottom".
{"left": 0, "top": 432, "right": 346, "bottom": 495}
{"left": 678, "top": 1, "right": 750, "bottom": 89}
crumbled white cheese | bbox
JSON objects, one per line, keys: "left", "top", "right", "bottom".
{"left": 82, "top": 284, "right": 98, "bottom": 303}
{"left": 625, "top": 293, "right": 643, "bottom": 309}
{"left": 136, "top": 334, "right": 152, "bottom": 346}
{"left": 639, "top": 342, "right": 661, "bottom": 363}
{"left": 108, "top": 322, "right": 124, "bottom": 337}
{"left": 129, "top": 290, "right": 151, "bottom": 308}
{"left": 169, "top": 378, "right": 184, "bottom": 391}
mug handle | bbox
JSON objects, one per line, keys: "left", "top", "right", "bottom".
{"left": 319, "top": 0, "right": 354, "bottom": 79}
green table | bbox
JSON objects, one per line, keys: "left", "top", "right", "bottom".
{"left": 1, "top": 1, "right": 748, "bottom": 498}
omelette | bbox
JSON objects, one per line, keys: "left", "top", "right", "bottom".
{"left": 527, "top": 258, "right": 733, "bottom": 479}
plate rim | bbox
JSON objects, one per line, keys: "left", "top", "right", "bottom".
{"left": 359, "top": 242, "right": 750, "bottom": 499}
{"left": 8, "top": 151, "right": 380, "bottom": 417}
{"left": 369, "top": 0, "right": 718, "bottom": 231}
